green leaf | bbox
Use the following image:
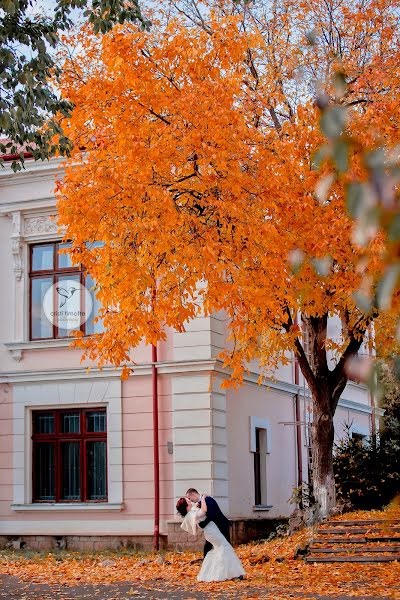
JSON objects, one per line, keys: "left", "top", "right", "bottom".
{"left": 352, "top": 291, "right": 372, "bottom": 314}
{"left": 288, "top": 249, "right": 305, "bottom": 274}
{"left": 346, "top": 183, "right": 364, "bottom": 218}
{"left": 332, "top": 139, "right": 349, "bottom": 173}
{"left": 311, "top": 145, "right": 329, "bottom": 170}
{"left": 311, "top": 256, "right": 332, "bottom": 277}
{"left": 387, "top": 214, "right": 400, "bottom": 242}
{"left": 377, "top": 264, "right": 400, "bottom": 311}
{"left": 320, "top": 106, "right": 347, "bottom": 139}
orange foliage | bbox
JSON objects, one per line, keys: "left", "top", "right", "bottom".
{"left": 1, "top": 510, "right": 400, "bottom": 597}
{"left": 56, "top": 0, "right": 399, "bottom": 379}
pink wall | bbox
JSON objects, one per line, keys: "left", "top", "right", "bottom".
{"left": 0, "top": 372, "right": 175, "bottom": 533}
{"left": 121, "top": 375, "right": 174, "bottom": 520}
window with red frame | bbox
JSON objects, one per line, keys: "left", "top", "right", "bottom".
{"left": 29, "top": 242, "right": 103, "bottom": 340}
{"left": 32, "top": 409, "right": 107, "bottom": 503}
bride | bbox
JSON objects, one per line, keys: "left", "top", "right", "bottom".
{"left": 176, "top": 496, "right": 245, "bottom": 582}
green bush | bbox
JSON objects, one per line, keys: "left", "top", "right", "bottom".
{"left": 334, "top": 359, "right": 400, "bottom": 510}
{"left": 333, "top": 431, "right": 399, "bottom": 509}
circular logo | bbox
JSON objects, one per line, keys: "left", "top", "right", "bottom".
{"left": 43, "top": 280, "right": 93, "bottom": 330}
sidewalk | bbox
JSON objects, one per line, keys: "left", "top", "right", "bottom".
{"left": 0, "top": 575, "right": 395, "bottom": 600}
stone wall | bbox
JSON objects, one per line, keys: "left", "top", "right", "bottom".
{"left": 0, "top": 535, "right": 168, "bottom": 552}
{"left": 230, "top": 518, "right": 288, "bottom": 545}
{"left": 167, "top": 518, "right": 288, "bottom": 550}
{"left": 0, "top": 519, "right": 287, "bottom": 553}
{"left": 166, "top": 521, "right": 204, "bottom": 552}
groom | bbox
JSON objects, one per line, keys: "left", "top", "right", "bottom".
{"left": 186, "top": 487, "right": 230, "bottom": 557}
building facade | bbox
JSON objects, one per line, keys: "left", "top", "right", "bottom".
{"left": 0, "top": 157, "right": 380, "bottom": 550}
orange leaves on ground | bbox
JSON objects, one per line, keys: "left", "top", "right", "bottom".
{"left": 329, "top": 503, "right": 400, "bottom": 523}
{"left": 1, "top": 527, "right": 399, "bottom": 598}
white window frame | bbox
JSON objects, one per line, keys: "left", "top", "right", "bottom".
{"left": 250, "top": 416, "right": 272, "bottom": 453}
{"left": 250, "top": 416, "right": 271, "bottom": 509}
{"left": 11, "top": 377, "right": 123, "bottom": 511}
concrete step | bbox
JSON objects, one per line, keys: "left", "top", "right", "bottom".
{"left": 313, "top": 536, "right": 400, "bottom": 544}
{"left": 306, "top": 516, "right": 400, "bottom": 563}
{"left": 317, "top": 526, "right": 400, "bottom": 535}
{"left": 325, "top": 519, "right": 400, "bottom": 527}
{"left": 309, "top": 545, "right": 400, "bottom": 554}
{"left": 306, "top": 554, "right": 400, "bottom": 563}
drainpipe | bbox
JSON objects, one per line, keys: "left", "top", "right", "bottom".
{"left": 368, "top": 325, "right": 376, "bottom": 437}
{"left": 294, "top": 315, "right": 303, "bottom": 506}
{"left": 152, "top": 343, "right": 160, "bottom": 551}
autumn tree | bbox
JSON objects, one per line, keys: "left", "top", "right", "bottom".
{"left": 57, "top": 0, "right": 400, "bottom": 516}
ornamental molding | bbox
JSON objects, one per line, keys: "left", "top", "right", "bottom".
{"left": 10, "top": 212, "right": 23, "bottom": 280}
{"left": 23, "top": 214, "right": 60, "bottom": 237}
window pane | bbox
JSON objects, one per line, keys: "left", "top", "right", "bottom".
{"left": 86, "top": 441, "right": 107, "bottom": 500}
{"left": 34, "top": 443, "right": 55, "bottom": 501}
{"left": 57, "top": 243, "right": 73, "bottom": 269}
{"left": 61, "top": 413, "right": 80, "bottom": 434}
{"left": 85, "top": 274, "right": 105, "bottom": 335}
{"left": 254, "top": 452, "right": 261, "bottom": 505}
{"left": 56, "top": 274, "right": 81, "bottom": 338}
{"left": 33, "top": 413, "right": 54, "bottom": 434}
{"left": 32, "top": 245, "right": 54, "bottom": 271}
{"left": 31, "top": 277, "right": 53, "bottom": 338}
{"left": 255, "top": 428, "right": 260, "bottom": 452}
{"left": 86, "top": 411, "right": 106, "bottom": 433}
{"left": 254, "top": 429, "right": 261, "bottom": 505}
{"left": 61, "top": 442, "right": 81, "bottom": 500}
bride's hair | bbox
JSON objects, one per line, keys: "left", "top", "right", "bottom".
{"left": 176, "top": 497, "right": 189, "bottom": 518}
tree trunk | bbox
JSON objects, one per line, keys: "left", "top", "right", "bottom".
{"left": 287, "top": 312, "right": 370, "bottom": 519}
{"left": 311, "top": 389, "right": 336, "bottom": 517}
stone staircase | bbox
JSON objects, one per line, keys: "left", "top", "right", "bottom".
{"left": 306, "top": 518, "right": 400, "bottom": 563}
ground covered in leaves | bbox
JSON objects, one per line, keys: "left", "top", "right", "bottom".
{"left": 1, "top": 508, "right": 399, "bottom": 599}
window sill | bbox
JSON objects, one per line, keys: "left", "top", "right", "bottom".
{"left": 11, "top": 503, "right": 124, "bottom": 512}
{"left": 253, "top": 505, "right": 273, "bottom": 512}
{"left": 5, "top": 339, "right": 77, "bottom": 361}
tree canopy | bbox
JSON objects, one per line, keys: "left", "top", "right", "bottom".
{"left": 56, "top": 0, "right": 400, "bottom": 514}
{"left": 57, "top": 0, "right": 399, "bottom": 372}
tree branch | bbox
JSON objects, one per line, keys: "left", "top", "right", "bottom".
{"left": 282, "top": 306, "right": 316, "bottom": 392}
{"left": 329, "top": 312, "right": 376, "bottom": 406}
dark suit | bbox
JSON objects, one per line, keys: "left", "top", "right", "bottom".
{"left": 198, "top": 495, "right": 230, "bottom": 557}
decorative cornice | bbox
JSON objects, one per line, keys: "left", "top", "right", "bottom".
{"left": 0, "top": 197, "right": 57, "bottom": 215}
{"left": 0, "top": 366, "right": 126, "bottom": 383}
{"left": 0, "top": 358, "right": 218, "bottom": 383}
{"left": 338, "top": 397, "right": 384, "bottom": 416}
{"left": 0, "top": 355, "right": 378, "bottom": 418}
{"left": 0, "top": 157, "right": 64, "bottom": 185}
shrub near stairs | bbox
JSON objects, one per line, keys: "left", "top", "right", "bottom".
{"left": 333, "top": 433, "right": 400, "bottom": 510}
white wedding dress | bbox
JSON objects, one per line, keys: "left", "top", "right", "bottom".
{"left": 181, "top": 508, "right": 245, "bottom": 582}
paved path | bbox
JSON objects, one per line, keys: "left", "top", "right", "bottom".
{"left": 0, "top": 575, "right": 395, "bottom": 600}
